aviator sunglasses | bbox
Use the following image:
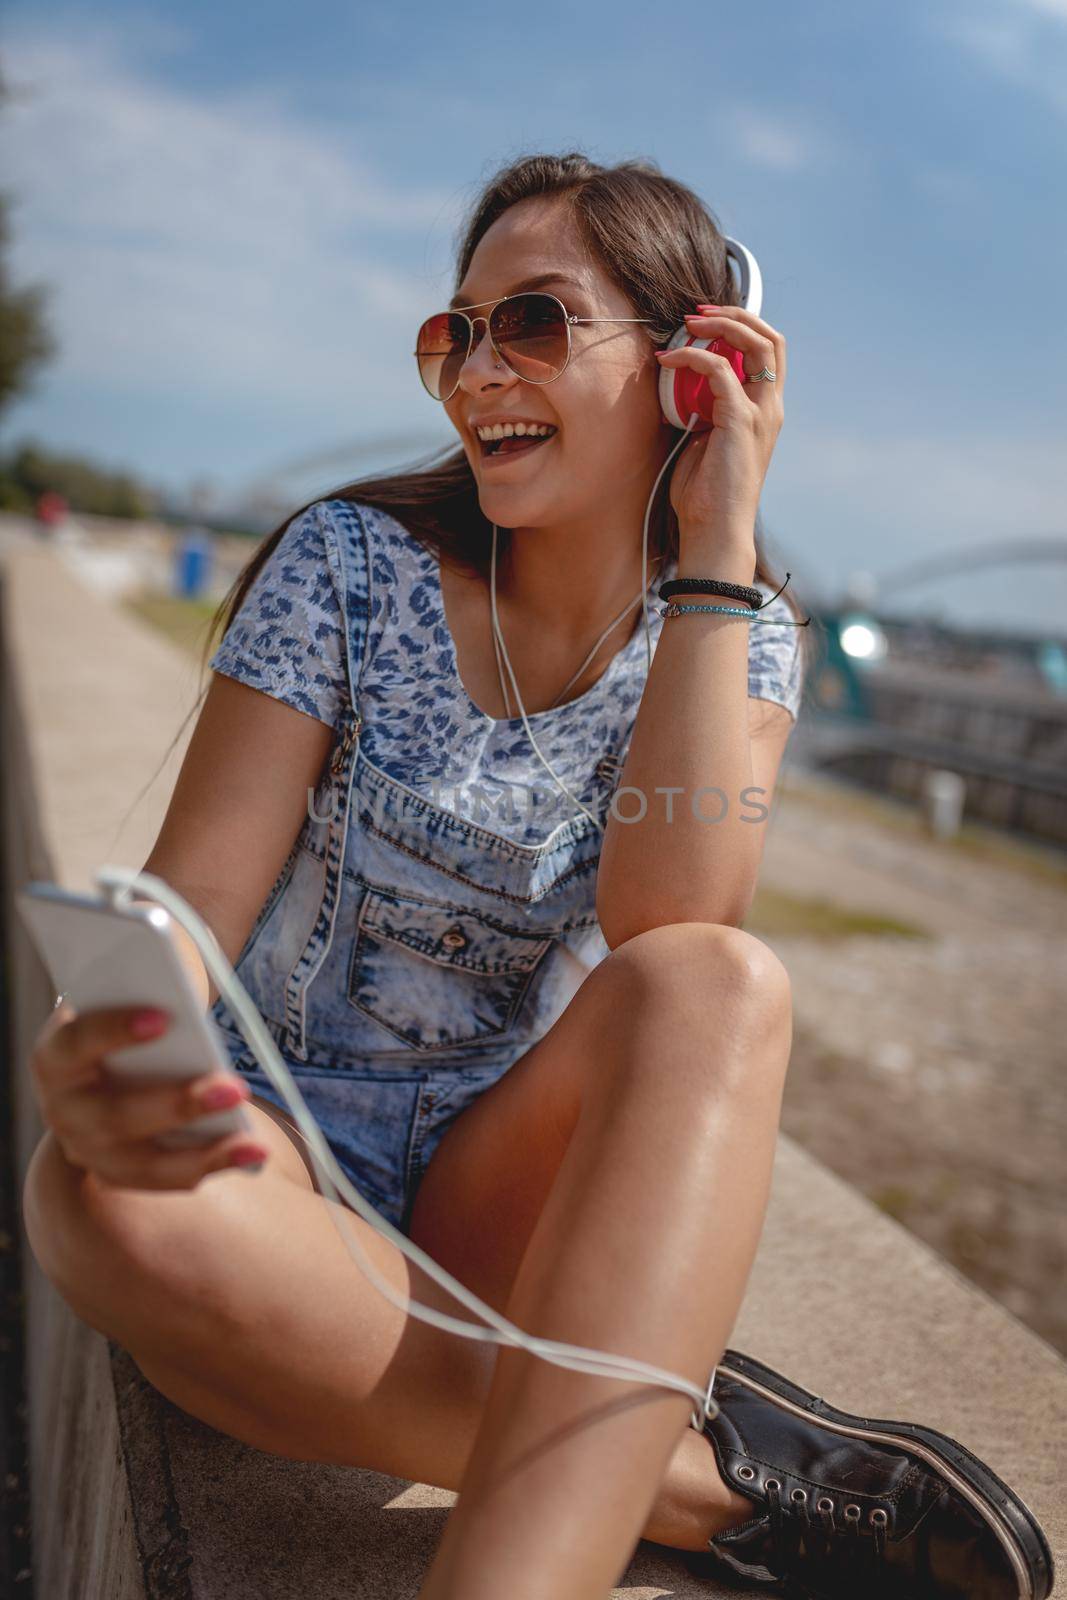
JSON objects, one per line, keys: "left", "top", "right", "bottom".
{"left": 414, "top": 291, "right": 657, "bottom": 403}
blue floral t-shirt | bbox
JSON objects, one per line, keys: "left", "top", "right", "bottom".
{"left": 209, "top": 497, "right": 804, "bottom": 847}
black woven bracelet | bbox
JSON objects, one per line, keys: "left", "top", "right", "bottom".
{"left": 658, "top": 577, "right": 763, "bottom": 610}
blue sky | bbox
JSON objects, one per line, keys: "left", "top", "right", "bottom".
{"left": 3, "top": 0, "right": 1066, "bottom": 633}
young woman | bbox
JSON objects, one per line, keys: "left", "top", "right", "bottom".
{"left": 22, "top": 153, "right": 1052, "bottom": 1600}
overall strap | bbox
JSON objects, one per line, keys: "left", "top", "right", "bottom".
{"left": 282, "top": 500, "right": 375, "bottom": 1058}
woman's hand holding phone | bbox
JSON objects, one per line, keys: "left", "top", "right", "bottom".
{"left": 31, "top": 1000, "right": 270, "bottom": 1191}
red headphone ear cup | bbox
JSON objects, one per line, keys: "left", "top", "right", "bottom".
{"left": 659, "top": 325, "right": 713, "bottom": 431}
{"left": 658, "top": 324, "right": 747, "bottom": 431}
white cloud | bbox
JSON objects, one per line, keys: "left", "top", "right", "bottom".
{"left": 911, "top": 165, "right": 985, "bottom": 206}
{"left": 1, "top": 24, "right": 465, "bottom": 415}
{"left": 781, "top": 427, "right": 1067, "bottom": 556}
{"left": 926, "top": 1, "right": 1067, "bottom": 117}
{"left": 1010, "top": 0, "right": 1067, "bottom": 20}
{"left": 719, "top": 104, "right": 827, "bottom": 173}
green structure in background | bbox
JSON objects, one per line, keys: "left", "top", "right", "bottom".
{"left": 807, "top": 611, "right": 876, "bottom": 722}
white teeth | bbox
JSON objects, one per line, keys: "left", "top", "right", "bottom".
{"left": 475, "top": 422, "right": 556, "bottom": 441}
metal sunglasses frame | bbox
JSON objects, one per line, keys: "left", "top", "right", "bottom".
{"left": 413, "top": 291, "right": 657, "bottom": 402}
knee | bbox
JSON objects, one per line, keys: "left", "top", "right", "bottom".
{"left": 606, "top": 921, "right": 792, "bottom": 1025}
{"left": 23, "top": 1131, "right": 179, "bottom": 1329}
{"left": 23, "top": 1129, "right": 87, "bottom": 1290}
{"left": 598, "top": 923, "right": 793, "bottom": 1104}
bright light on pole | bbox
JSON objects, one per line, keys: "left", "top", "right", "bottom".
{"left": 839, "top": 614, "right": 887, "bottom": 662}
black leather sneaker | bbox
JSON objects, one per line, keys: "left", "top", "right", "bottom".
{"left": 686, "top": 1348, "right": 1054, "bottom": 1599}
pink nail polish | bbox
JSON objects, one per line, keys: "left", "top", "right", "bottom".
{"left": 130, "top": 1008, "right": 169, "bottom": 1039}
{"left": 229, "top": 1146, "right": 267, "bottom": 1169}
{"left": 200, "top": 1082, "right": 245, "bottom": 1110}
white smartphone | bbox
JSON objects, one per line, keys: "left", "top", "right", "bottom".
{"left": 16, "top": 881, "right": 253, "bottom": 1149}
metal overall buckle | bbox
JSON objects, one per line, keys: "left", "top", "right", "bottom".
{"left": 329, "top": 704, "right": 363, "bottom": 780}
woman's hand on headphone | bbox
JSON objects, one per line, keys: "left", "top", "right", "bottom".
{"left": 656, "top": 305, "right": 786, "bottom": 550}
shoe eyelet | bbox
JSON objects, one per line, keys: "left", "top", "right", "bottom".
{"left": 844, "top": 1504, "right": 862, "bottom": 1520}
{"left": 870, "top": 1509, "right": 889, "bottom": 1527}
{"left": 765, "top": 1478, "right": 782, "bottom": 1491}
{"left": 816, "top": 1497, "right": 835, "bottom": 1513}
{"left": 791, "top": 1488, "right": 808, "bottom": 1504}
{"left": 737, "top": 1465, "right": 756, "bottom": 1481}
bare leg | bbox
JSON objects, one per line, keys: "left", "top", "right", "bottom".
{"left": 416, "top": 923, "right": 792, "bottom": 1600}
{"left": 21, "top": 1076, "right": 759, "bottom": 1558}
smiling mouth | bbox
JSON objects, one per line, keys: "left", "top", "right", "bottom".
{"left": 479, "top": 431, "right": 557, "bottom": 461}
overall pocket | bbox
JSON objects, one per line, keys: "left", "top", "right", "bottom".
{"left": 348, "top": 881, "right": 553, "bottom": 1053}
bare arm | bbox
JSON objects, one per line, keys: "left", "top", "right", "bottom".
{"left": 138, "top": 672, "right": 336, "bottom": 1007}
{"left": 23, "top": 673, "right": 335, "bottom": 1196}
{"left": 596, "top": 540, "right": 796, "bottom": 944}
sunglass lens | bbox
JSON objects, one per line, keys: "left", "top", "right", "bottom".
{"left": 491, "top": 294, "right": 569, "bottom": 383}
{"left": 416, "top": 312, "right": 470, "bottom": 400}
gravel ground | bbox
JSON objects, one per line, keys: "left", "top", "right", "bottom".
{"left": 748, "top": 767, "right": 1067, "bottom": 1355}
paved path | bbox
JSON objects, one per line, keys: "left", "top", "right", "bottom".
{"left": 756, "top": 766, "right": 1067, "bottom": 1353}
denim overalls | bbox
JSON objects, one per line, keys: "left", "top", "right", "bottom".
{"left": 209, "top": 498, "right": 800, "bottom": 1232}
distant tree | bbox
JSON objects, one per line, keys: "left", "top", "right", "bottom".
{"left": 0, "top": 197, "right": 55, "bottom": 418}
{"left": 0, "top": 63, "right": 57, "bottom": 419}
{"left": 0, "top": 439, "right": 158, "bottom": 518}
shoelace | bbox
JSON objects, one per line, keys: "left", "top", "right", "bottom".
{"left": 764, "top": 1479, "right": 889, "bottom": 1591}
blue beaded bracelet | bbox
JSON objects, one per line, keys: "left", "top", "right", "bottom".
{"left": 660, "top": 602, "right": 803, "bottom": 625}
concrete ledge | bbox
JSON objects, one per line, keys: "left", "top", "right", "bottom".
{"left": 104, "top": 1129, "right": 1067, "bottom": 1599}
{"left": 3, "top": 528, "right": 1064, "bottom": 1597}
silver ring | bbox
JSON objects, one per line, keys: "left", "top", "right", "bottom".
{"left": 746, "top": 366, "right": 776, "bottom": 383}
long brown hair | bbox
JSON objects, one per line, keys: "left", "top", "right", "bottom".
{"left": 204, "top": 148, "right": 814, "bottom": 692}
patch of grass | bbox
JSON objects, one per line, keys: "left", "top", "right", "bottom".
{"left": 780, "top": 770, "right": 1067, "bottom": 892}
{"left": 947, "top": 824, "right": 1067, "bottom": 888}
{"left": 869, "top": 1184, "right": 917, "bottom": 1222}
{"left": 744, "top": 885, "right": 931, "bottom": 941}
{"left": 124, "top": 594, "right": 220, "bottom": 659}
{"left": 931, "top": 1169, "right": 963, "bottom": 1204}
{"left": 947, "top": 1218, "right": 991, "bottom": 1267}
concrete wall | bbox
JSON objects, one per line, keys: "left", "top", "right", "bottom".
{"left": 2, "top": 531, "right": 1065, "bottom": 1598}
{"left": 2, "top": 567, "right": 143, "bottom": 1598}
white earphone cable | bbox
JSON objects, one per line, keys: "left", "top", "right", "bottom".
{"left": 489, "top": 414, "right": 701, "bottom": 832}
{"left": 94, "top": 864, "right": 719, "bottom": 1432}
